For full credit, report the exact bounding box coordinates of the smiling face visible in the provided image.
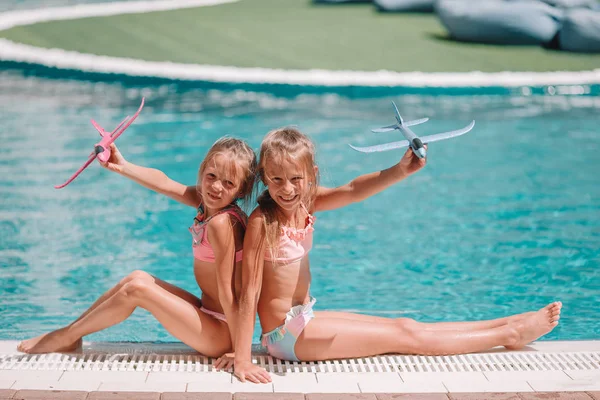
[198,152,244,212]
[263,155,311,215]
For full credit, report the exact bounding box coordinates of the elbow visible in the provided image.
[346,182,360,204]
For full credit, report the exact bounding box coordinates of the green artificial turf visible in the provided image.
[1,0,599,72]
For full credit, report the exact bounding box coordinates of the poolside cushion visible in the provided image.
[531,0,599,8]
[436,0,563,45]
[559,8,600,52]
[313,0,371,3]
[374,0,434,12]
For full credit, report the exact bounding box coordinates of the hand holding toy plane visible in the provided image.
[349,101,474,158]
[55,98,145,189]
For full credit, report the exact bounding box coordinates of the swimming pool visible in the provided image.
[0,69,598,344]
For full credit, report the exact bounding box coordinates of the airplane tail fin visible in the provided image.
[403,117,429,127]
[371,124,399,133]
[392,101,404,126]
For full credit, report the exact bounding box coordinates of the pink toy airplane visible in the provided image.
[55,98,145,189]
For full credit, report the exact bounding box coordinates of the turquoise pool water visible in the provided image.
[0,70,599,344]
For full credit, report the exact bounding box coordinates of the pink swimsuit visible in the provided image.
[261,208,317,361]
[189,203,246,263]
[264,211,315,263]
[189,203,247,323]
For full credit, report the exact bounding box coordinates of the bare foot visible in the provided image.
[506,302,562,350]
[506,311,536,324]
[17,328,82,354]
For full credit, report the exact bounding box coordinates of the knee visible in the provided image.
[119,278,153,303]
[120,270,153,286]
[395,318,423,342]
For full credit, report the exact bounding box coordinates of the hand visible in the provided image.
[234,360,271,384]
[214,352,235,372]
[398,145,427,176]
[99,143,127,173]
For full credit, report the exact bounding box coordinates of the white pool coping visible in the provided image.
[1,0,600,88]
[1,340,599,393]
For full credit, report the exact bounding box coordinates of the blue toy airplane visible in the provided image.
[349,101,475,158]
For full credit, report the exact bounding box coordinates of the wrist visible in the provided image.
[392,163,409,179]
[119,161,132,176]
[234,359,251,367]
[234,353,251,364]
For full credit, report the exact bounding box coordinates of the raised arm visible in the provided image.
[314,146,426,212]
[206,215,240,351]
[233,211,271,383]
[101,143,200,208]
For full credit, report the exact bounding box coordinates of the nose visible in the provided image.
[211,180,223,191]
[417,147,427,159]
[282,180,294,193]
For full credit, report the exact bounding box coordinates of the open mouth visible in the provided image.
[279,194,298,203]
[207,192,221,201]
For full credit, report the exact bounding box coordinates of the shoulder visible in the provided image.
[248,207,266,223]
[245,208,266,235]
[315,185,333,200]
[206,213,234,237]
[316,185,330,194]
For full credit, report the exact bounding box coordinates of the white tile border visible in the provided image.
[1,340,600,393]
[0,380,15,389]
[0,0,599,87]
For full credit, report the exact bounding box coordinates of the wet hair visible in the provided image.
[197,137,257,211]
[256,127,319,263]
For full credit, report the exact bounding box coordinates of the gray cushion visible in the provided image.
[559,8,600,52]
[531,0,598,8]
[436,0,563,45]
[313,0,371,3]
[374,0,434,12]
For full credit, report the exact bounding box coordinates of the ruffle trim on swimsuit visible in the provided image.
[261,325,287,346]
[261,296,317,346]
[281,214,316,242]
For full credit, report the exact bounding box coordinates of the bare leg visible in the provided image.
[19,271,201,353]
[295,302,561,361]
[18,272,229,357]
[318,302,561,332]
[72,270,201,324]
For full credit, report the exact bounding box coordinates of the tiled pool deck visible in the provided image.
[0,341,599,399]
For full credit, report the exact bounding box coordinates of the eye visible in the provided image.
[206,173,216,179]
[224,180,234,188]
[292,176,303,182]
[272,177,282,183]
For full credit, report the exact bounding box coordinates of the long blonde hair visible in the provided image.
[257,127,319,261]
[197,137,257,211]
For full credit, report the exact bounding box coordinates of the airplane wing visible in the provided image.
[111,98,145,141]
[54,152,97,189]
[91,116,129,137]
[348,140,410,153]
[404,117,429,127]
[420,121,475,144]
[371,124,398,133]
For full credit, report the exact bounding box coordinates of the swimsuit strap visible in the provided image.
[195,203,246,227]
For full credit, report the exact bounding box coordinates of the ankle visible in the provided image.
[60,326,80,344]
[504,325,520,347]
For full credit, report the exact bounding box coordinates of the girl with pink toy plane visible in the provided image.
[18,137,257,357]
